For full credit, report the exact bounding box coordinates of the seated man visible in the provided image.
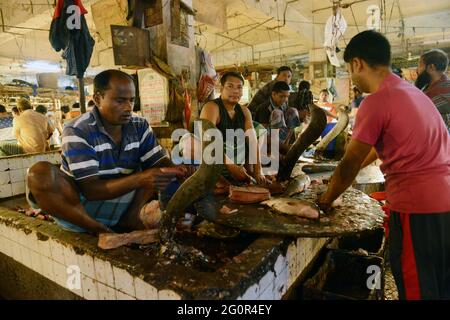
[5,99,54,155]
[200,71,268,185]
[316,89,338,123]
[26,70,190,234]
[254,81,300,154]
[248,66,293,115]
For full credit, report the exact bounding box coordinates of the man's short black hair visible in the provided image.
[277,66,292,75]
[72,102,80,109]
[220,71,244,86]
[298,80,310,91]
[0,104,6,113]
[94,69,134,95]
[344,30,391,67]
[320,88,329,94]
[35,105,47,114]
[87,100,95,107]
[11,107,18,114]
[421,49,449,72]
[272,81,291,93]
[353,86,361,94]
[60,105,70,114]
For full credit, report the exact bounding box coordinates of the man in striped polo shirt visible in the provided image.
[26,70,190,234]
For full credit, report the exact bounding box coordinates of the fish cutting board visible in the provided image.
[194,184,384,237]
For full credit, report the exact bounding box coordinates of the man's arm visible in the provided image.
[242,106,266,183]
[317,139,373,210]
[360,147,378,169]
[76,168,179,201]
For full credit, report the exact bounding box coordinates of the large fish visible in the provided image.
[315,106,349,156]
[277,105,327,181]
[261,198,320,219]
[283,173,311,197]
[159,119,223,243]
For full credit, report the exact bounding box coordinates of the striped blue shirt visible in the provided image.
[61,106,167,180]
[55,107,167,232]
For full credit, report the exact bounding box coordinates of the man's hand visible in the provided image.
[139,167,182,190]
[253,173,268,185]
[316,192,332,213]
[228,164,253,183]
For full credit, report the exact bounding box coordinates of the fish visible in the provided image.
[277,105,327,181]
[98,229,159,250]
[139,200,162,229]
[229,185,270,204]
[283,174,311,197]
[261,198,320,219]
[301,164,337,174]
[160,119,224,243]
[315,107,349,156]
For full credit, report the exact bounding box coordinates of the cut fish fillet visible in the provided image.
[229,185,270,204]
[98,229,159,250]
[139,200,162,229]
[261,198,320,219]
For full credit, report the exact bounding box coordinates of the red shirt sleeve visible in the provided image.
[352,96,385,146]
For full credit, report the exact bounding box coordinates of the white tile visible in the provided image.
[240,284,260,300]
[0,238,12,257]
[274,267,288,300]
[158,289,181,300]
[286,242,298,288]
[11,182,26,196]
[273,254,287,276]
[41,256,55,281]
[82,275,99,300]
[63,245,79,268]
[0,236,7,255]
[37,238,52,258]
[29,250,43,274]
[78,254,96,279]
[116,291,135,300]
[94,258,114,287]
[7,157,23,170]
[49,240,66,264]
[113,266,136,297]
[23,156,37,169]
[134,277,158,300]
[0,172,10,184]
[258,286,275,300]
[52,261,67,287]
[258,271,275,293]
[97,283,117,300]
[0,158,9,171]
[16,230,27,246]
[0,184,12,198]
[25,231,39,253]
[33,154,47,163]
[0,223,7,238]
[20,245,32,269]
[11,242,22,263]
[9,169,24,183]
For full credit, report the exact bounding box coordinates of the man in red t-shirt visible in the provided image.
[317,30,450,300]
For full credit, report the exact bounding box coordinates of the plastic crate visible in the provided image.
[303,250,384,300]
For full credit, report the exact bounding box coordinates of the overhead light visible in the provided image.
[24,60,61,72]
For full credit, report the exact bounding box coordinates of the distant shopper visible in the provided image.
[13,98,54,153]
[248,66,293,115]
[416,49,450,133]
